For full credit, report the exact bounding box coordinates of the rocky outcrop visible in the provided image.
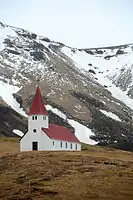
[0,105,27,137]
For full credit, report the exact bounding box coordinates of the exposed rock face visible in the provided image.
[116,49,125,55]
[88,69,96,74]
[0,105,27,137]
[12,94,23,108]
[1,22,133,150]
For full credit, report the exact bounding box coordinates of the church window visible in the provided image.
[33,129,37,133]
[65,143,67,148]
[53,141,54,146]
[70,143,72,149]
[75,144,77,150]
[35,116,37,120]
[43,116,46,120]
[60,141,62,148]
[32,116,34,120]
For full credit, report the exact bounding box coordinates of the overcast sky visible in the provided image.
[0,0,133,48]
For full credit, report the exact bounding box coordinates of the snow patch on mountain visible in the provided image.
[13,129,24,137]
[46,105,67,120]
[68,119,97,145]
[46,104,97,145]
[0,81,27,117]
[100,110,121,121]
[0,25,17,50]
[96,74,133,110]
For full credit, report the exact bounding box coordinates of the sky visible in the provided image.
[0,0,133,48]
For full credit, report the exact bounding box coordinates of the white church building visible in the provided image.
[20,87,81,151]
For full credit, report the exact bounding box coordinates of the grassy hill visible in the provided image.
[0,138,133,200]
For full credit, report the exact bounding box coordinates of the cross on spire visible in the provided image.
[36,76,40,87]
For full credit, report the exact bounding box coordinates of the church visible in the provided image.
[20,87,81,151]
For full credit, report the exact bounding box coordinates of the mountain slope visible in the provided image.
[62,43,133,108]
[1,21,133,150]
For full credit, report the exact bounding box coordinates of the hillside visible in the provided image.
[1,138,133,200]
[1,21,133,150]
[0,103,27,137]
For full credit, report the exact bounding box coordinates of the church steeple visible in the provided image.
[28,87,48,116]
[28,87,49,131]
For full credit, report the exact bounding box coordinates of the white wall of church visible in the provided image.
[20,129,52,151]
[51,140,81,151]
[28,115,48,130]
[20,129,81,151]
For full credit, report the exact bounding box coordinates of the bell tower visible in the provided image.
[28,86,49,134]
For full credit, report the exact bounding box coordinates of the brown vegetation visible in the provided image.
[0,137,19,156]
[0,139,133,199]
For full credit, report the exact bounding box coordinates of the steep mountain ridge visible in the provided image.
[1,21,133,150]
[64,42,133,99]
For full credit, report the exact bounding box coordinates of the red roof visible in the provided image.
[42,124,80,143]
[29,87,48,115]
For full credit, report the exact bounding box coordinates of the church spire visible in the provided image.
[28,87,48,115]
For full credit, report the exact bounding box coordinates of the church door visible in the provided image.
[32,142,38,150]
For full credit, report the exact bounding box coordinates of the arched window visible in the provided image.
[32,116,34,120]
[53,141,54,146]
[75,144,77,150]
[70,143,72,149]
[65,143,67,148]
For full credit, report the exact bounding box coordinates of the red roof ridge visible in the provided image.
[29,87,48,115]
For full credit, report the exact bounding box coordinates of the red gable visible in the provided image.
[29,87,48,115]
[42,124,80,143]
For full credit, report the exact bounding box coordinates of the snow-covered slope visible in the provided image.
[1,21,133,150]
[0,81,27,116]
[46,104,97,144]
[62,45,133,109]
[13,129,24,137]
